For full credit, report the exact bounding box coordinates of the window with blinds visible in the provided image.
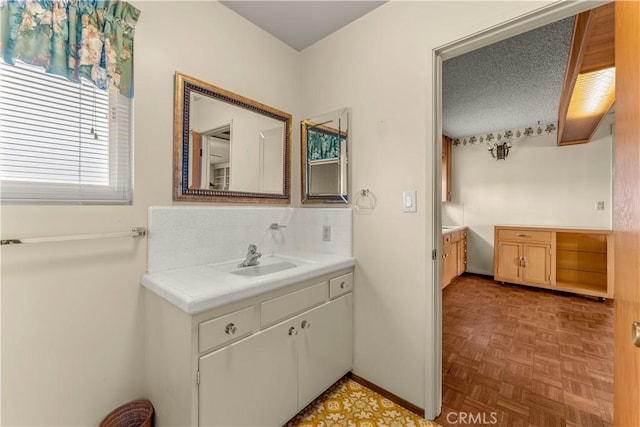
[0,61,133,204]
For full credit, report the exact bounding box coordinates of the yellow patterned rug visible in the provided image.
[286,378,441,427]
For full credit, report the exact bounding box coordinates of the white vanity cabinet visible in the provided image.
[297,292,353,408]
[199,314,298,426]
[145,269,354,427]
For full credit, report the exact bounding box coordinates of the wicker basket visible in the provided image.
[99,400,154,427]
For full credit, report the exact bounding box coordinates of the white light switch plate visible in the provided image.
[402,190,417,213]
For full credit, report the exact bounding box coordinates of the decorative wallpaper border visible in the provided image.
[452,122,557,147]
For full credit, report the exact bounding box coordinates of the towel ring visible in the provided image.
[354,189,376,212]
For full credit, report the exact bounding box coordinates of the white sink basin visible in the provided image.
[211,254,313,278]
[232,261,297,277]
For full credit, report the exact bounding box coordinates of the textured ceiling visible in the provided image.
[443,17,575,139]
[220,1,387,51]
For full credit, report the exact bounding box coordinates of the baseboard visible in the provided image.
[348,372,425,417]
[460,271,494,281]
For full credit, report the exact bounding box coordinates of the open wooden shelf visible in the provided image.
[556,232,607,252]
[556,249,607,274]
[555,230,611,298]
[555,280,608,298]
[557,267,607,287]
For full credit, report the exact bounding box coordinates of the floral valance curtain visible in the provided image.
[0,0,140,98]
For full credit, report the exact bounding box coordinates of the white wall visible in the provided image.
[0,2,299,425]
[299,0,556,412]
[443,115,613,275]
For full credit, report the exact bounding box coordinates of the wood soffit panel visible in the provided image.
[557,3,615,146]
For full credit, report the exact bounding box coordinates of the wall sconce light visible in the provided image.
[488,141,512,160]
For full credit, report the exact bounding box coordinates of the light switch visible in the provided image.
[402,190,417,213]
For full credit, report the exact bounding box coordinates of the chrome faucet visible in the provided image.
[238,244,262,267]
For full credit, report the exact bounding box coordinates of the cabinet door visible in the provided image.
[199,319,298,426]
[297,294,353,409]
[522,243,551,286]
[457,238,467,276]
[441,243,448,289]
[442,242,457,288]
[495,241,522,283]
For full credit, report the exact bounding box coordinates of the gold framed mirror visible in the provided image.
[173,72,292,203]
[301,107,349,204]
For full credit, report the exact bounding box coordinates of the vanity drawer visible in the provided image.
[497,229,551,243]
[199,306,256,353]
[329,272,353,299]
[261,281,327,328]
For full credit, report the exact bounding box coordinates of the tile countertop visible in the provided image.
[141,251,356,315]
[442,225,467,235]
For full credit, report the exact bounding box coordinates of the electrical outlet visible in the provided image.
[322,225,331,242]
[595,201,605,210]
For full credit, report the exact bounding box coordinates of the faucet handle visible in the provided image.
[238,244,261,268]
[248,244,261,258]
[270,223,287,230]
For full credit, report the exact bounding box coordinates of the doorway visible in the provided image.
[428,0,615,421]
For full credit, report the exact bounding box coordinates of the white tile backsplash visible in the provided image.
[148,207,352,273]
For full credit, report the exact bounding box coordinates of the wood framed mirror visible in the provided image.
[173,72,292,203]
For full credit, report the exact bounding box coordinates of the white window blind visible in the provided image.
[0,61,133,204]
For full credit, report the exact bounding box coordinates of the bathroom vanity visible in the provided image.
[143,253,354,427]
[163,71,354,424]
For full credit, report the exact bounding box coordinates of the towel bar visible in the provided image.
[1,227,147,245]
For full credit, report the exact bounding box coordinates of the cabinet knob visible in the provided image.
[225,323,237,335]
[340,282,345,289]
[288,326,298,336]
[301,320,311,329]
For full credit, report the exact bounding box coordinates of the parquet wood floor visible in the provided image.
[435,274,613,427]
